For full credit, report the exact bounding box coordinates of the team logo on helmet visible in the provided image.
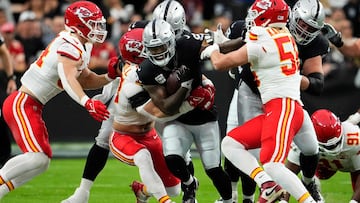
[256,0,272,10]
[125,40,143,55]
[74,7,92,18]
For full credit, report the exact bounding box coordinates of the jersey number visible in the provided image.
[274,36,299,76]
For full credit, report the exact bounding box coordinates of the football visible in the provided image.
[166,71,181,95]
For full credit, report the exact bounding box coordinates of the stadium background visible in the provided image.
[5,0,360,158]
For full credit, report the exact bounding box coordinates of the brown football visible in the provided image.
[166,71,180,95]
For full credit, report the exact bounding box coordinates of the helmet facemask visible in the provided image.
[143,20,176,67]
[318,132,343,156]
[289,0,325,45]
[79,16,107,43]
[146,40,175,67]
[311,109,343,156]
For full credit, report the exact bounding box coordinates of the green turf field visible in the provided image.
[0,158,351,203]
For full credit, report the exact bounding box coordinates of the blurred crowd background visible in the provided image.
[1,0,360,142]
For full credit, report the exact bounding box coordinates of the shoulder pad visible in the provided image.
[57,42,82,60]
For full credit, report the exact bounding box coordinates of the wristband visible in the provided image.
[202,78,214,86]
[349,200,358,203]
[104,74,113,82]
[7,74,16,81]
[181,79,193,89]
[80,95,90,107]
[179,101,194,113]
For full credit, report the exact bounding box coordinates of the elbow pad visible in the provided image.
[305,72,324,96]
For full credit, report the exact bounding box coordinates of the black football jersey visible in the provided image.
[137,30,217,125]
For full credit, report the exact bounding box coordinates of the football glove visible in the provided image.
[187,85,215,110]
[106,56,123,81]
[321,23,344,48]
[204,23,230,45]
[84,99,110,122]
[200,43,220,60]
[175,65,194,89]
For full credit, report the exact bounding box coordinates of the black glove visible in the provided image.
[175,65,193,89]
[321,23,344,48]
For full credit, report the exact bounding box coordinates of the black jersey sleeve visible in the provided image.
[136,59,167,86]
[128,20,150,30]
[298,35,329,61]
[128,90,151,109]
[226,20,247,40]
[176,31,203,87]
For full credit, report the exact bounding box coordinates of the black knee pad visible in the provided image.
[300,152,319,178]
[224,158,241,182]
[165,154,190,181]
[239,170,257,195]
[206,167,232,200]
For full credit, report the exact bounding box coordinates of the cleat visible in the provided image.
[61,187,89,203]
[181,177,199,203]
[242,200,253,203]
[130,180,151,203]
[303,180,324,203]
[214,191,239,203]
[258,181,285,203]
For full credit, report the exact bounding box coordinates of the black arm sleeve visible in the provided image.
[305,72,324,96]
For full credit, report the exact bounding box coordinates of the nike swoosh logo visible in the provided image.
[265,187,276,196]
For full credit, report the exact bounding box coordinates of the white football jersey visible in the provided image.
[21,31,92,104]
[318,121,360,172]
[246,26,301,104]
[113,63,153,125]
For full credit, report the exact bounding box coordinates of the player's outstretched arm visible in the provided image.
[57,56,110,122]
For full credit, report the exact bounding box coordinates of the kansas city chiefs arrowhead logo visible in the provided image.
[75,7,92,18]
[126,40,143,54]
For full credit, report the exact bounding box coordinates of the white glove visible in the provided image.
[200,43,219,60]
[345,112,360,125]
[204,23,230,45]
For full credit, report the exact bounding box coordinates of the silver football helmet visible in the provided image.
[289,0,325,45]
[143,19,176,67]
[152,0,186,39]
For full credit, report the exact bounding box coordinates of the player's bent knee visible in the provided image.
[166,183,181,197]
[28,152,50,172]
[133,148,152,167]
[221,136,244,157]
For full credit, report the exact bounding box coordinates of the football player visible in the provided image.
[201,0,319,201]
[285,109,360,203]
[0,1,114,199]
[211,0,329,202]
[149,1,233,203]
[137,18,232,203]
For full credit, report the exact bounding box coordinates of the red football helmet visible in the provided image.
[119,28,147,64]
[311,109,343,155]
[245,0,289,30]
[64,1,107,43]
